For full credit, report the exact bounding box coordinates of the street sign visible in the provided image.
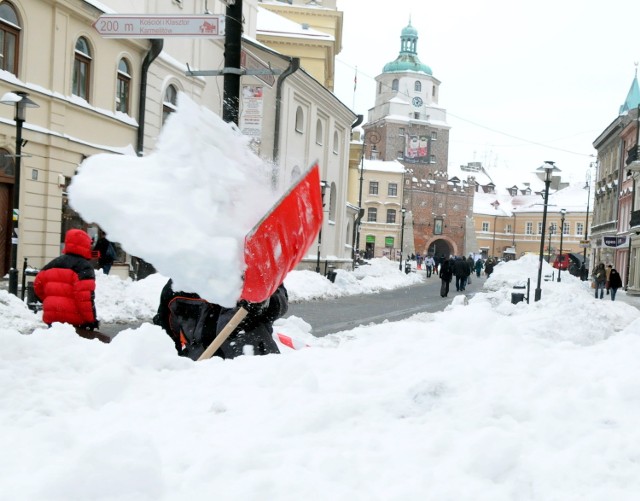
[579,239,590,248]
[93,14,225,38]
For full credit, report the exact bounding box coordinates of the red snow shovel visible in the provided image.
[197,162,323,361]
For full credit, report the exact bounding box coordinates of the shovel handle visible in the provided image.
[197,306,248,361]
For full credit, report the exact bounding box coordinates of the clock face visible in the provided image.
[412,96,423,107]
[368,131,380,144]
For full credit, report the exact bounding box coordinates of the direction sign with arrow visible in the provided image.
[93,14,225,38]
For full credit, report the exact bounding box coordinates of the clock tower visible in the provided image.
[361,21,475,258]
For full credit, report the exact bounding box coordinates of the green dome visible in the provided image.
[382,21,432,76]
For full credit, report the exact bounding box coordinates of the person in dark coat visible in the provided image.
[439,257,453,297]
[153,279,288,361]
[608,268,623,301]
[453,256,469,292]
[93,230,115,275]
[34,229,99,330]
[484,258,495,277]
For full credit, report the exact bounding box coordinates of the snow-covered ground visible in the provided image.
[2,255,640,500]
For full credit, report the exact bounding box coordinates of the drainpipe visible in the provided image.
[272,57,300,166]
[137,39,164,156]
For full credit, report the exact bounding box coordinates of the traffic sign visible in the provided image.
[93,14,225,38]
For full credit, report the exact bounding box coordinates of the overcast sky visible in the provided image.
[333,0,640,183]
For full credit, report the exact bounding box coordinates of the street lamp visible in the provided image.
[557,209,567,282]
[399,207,406,271]
[547,223,555,263]
[535,161,560,302]
[582,166,592,281]
[316,180,327,273]
[0,91,39,296]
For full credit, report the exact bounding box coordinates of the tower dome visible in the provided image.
[383,20,432,75]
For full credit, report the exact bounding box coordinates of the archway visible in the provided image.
[423,236,457,259]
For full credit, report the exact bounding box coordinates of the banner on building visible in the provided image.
[404,134,429,160]
[240,85,264,139]
[603,236,628,248]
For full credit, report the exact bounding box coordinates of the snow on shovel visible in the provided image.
[198,162,323,361]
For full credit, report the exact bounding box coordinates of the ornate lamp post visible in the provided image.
[582,166,592,280]
[547,223,555,262]
[535,161,560,302]
[399,207,406,271]
[0,91,40,296]
[557,209,567,282]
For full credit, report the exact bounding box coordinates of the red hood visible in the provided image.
[63,229,93,259]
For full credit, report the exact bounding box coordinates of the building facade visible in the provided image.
[0,0,355,283]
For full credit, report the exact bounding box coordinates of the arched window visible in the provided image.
[332,130,339,154]
[116,58,131,113]
[414,81,421,92]
[162,84,178,124]
[378,82,382,94]
[329,182,337,221]
[315,119,323,145]
[295,106,304,133]
[0,2,20,76]
[72,37,92,100]
[391,79,399,91]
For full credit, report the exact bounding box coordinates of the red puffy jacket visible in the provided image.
[34,229,97,327]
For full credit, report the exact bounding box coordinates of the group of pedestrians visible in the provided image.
[592,262,622,300]
[434,255,496,298]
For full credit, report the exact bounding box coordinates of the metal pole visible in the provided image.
[355,140,365,259]
[535,169,553,302]
[8,109,23,296]
[222,0,242,125]
[583,166,591,280]
[399,209,406,271]
[557,211,565,282]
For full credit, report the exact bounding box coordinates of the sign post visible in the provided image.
[92,14,225,38]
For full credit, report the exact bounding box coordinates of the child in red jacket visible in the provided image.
[34,229,99,330]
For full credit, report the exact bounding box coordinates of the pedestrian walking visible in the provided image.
[592,263,606,299]
[439,256,453,297]
[605,264,612,295]
[475,258,484,278]
[485,258,495,277]
[608,267,623,301]
[424,255,435,278]
[453,256,468,292]
[34,229,99,331]
[466,256,474,285]
[93,230,116,275]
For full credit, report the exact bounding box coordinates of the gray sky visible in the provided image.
[334,0,640,182]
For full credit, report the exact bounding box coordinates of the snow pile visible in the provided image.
[68,93,278,307]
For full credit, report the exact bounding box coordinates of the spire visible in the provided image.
[382,20,432,75]
[619,63,640,115]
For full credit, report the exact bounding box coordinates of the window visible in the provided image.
[388,183,397,196]
[399,127,405,136]
[329,183,337,221]
[116,58,131,113]
[0,147,14,178]
[386,209,396,224]
[431,131,437,140]
[333,131,339,154]
[315,119,323,145]
[162,84,178,124]
[537,222,543,235]
[429,154,436,164]
[482,222,489,232]
[432,86,436,97]
[414,112,420,119]
[397,151,403,160]
[526,222,533,235]
[414,81,421,92]
[378,82,382,94]
[72,37,92,100]
[562,222,570,235]
[295,106,304,133]
[369,181,378,195]
[391,78,399,91]
[506,224,512,234]
[0,2,20,76]
[367,208,377,222]
[576,222,584,236]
